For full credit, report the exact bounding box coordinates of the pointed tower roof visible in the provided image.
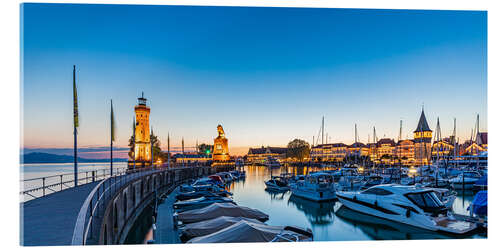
[414,109,432,132]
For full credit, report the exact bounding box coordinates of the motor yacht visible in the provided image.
[290,172,336,201]
[428,188,456,209]
[336,184,477,234]
[265,177,290,191]
[337,169,363,190]
[449,171,482,190]
[361,175,384,190]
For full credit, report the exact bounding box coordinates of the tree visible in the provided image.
[128,132,164,163]
[197,143,213,155]
[286,139,311,161]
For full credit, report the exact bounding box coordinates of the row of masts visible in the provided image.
[312,114,482,153]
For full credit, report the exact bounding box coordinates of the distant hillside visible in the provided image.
[21,152,128,164]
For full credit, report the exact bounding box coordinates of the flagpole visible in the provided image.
[73,65,78,187]
[110,99,114,176]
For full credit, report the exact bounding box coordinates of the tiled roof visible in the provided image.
[377,138,396,147]
[248,146,287,155]
[349,142,367,148]
[414,109,432,132]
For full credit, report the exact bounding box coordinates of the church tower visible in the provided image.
[413,108,432,166]
[134,92,151,165]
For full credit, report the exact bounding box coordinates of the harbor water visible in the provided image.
[130,165,486,243]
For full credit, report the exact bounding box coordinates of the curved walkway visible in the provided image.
[20,182,99,246]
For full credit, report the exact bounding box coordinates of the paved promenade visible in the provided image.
[20,182,99,246]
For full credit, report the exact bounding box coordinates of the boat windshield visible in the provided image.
[405,191,446,213]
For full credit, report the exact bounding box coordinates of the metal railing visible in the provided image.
[72,166,163,245]
[72,165,214,245]
[20,168,127,202]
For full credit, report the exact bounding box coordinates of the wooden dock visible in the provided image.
[154,187,181,244]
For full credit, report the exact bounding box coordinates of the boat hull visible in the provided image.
[336,194,438,232]
[291,187,336,201]
[336,193,477,235]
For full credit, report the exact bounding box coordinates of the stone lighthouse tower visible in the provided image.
[413,108,433,166]
[134,92,151,166]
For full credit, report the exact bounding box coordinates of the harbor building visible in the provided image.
[367,143,378,162]
[213,124,230,162]
[431,140,454,158]
[414,109,433,166]
[377,138,396,164]
[131,93,151,167]
[311,143,348,162]
[175,153,212,164]
[395,139,415,166]
[247,146,287,164]
[463,132,488,155]
[347,142,370,157]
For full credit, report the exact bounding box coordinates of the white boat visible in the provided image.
[290,173,336,201]
[336,184,477,234]
[337,169,363,190]
[265,177,290,191]
[449,171,482,190]
[429,188,456,209]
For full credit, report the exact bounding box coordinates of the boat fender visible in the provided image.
[353,196,357,201]
[374,200,378,207]
[406,208,411,218]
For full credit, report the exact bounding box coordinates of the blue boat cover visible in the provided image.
[475,175,487,186]
[471,190,487,216]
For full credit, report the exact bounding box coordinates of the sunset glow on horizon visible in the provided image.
[21,4,487,155]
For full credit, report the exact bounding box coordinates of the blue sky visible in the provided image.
[21,4,487,155]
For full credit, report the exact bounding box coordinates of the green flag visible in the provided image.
[73,65,79,128]
[111,99,115,142]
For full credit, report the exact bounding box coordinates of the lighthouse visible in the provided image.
[134,92,151,166]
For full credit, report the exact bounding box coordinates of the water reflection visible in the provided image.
[287,195,336,226]
[335,206,452,240]
[135,165,484,243]
[264,189,288,201]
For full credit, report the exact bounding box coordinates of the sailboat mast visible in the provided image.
[322,116,325,145]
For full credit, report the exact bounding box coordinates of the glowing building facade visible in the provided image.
[413,109,433,166]
[213,124,230,162]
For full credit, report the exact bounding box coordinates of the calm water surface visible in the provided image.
[150,165,486,242]
[20,162,127,201]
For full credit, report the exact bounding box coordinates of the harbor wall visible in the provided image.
[95,166,234,245]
